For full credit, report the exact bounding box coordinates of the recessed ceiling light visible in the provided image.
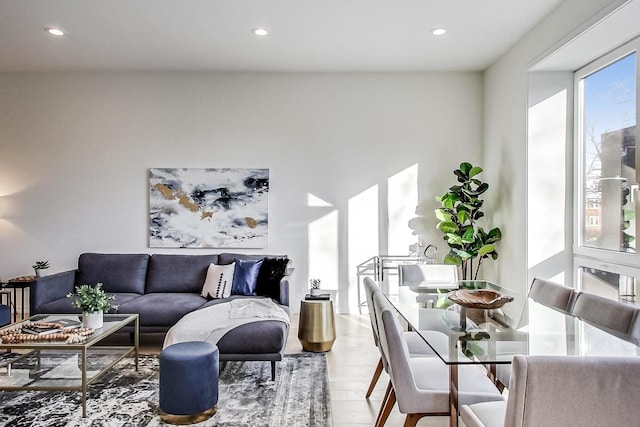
[45,27,66,37]
[251,28,269,37]
[430,28,446,36]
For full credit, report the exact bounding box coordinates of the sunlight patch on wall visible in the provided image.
[388,164,418,255]
[308,210,339,292]
[347,185,379,311]
[307,193,333,207]
[528,89,567,269]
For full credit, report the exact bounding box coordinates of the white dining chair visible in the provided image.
[398,263,458,287]
[362,277,442,398]
[528,277,578,314]
[373,291,503,427]
[493,276,576,391]
[461,354,640,427]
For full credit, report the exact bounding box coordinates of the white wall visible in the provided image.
[483,0,626,293]
[0,72,482,313]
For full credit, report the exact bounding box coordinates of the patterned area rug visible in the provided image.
[0,352,332,427]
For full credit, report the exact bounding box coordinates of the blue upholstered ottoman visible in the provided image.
[159,341,219,425]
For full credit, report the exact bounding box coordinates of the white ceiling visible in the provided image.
[0,0,564,73]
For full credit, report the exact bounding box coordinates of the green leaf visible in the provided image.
[469,166,483,178]
[485,227,502,243]
[457,210,469,224]
[461,227,475,242]
[624,209,635,221]
[446,233,463,245]
[459,162,472,176]
[437,221,458,234]
[435,296,452,308]
[453,248,473,261]
[435,209,450,222]
[478,244,495,256]
[475,182,489,195]
[443,254,461,266]
[440,193,457,209]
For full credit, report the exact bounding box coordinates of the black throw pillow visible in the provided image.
[256,257,291,300]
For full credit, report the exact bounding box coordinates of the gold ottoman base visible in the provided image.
[299,339,334,352]
[160,405,217,425]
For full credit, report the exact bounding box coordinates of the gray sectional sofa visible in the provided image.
[30,252,291,379]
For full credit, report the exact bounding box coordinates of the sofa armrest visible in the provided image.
[279,278,290,307]
[30,270,77,314]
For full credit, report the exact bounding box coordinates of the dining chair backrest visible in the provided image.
[398,264,458,286]
[504,355,640,426]
[372,292,416,395]
[363,277,381,346]
[528,277,578,314]
[571,291,639,337]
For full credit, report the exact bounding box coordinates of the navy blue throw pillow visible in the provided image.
[231,258,264,296]
[256,257,290,300]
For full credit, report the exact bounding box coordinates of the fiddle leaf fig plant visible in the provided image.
[435,162,502,280]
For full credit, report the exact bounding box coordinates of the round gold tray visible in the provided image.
[447,289,514,309]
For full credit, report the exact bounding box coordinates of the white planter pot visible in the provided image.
[310,288,322,296]
[83,311,103,329]
[35,269,47,278]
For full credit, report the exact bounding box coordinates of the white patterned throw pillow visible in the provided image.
[202,262,236,299]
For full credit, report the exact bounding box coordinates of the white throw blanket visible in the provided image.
[163,297,290,349]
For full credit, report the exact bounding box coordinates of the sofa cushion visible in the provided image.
[77,253,149,294]
[36,292,141,315]
[231,258,264,296]
[216,320,288,354]
[202,263,235,299]
[117,293,208,327]
[146,254,219,293]
[256,257,291,300]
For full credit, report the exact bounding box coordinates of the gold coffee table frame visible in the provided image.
[298,299,336,352]
[0,313,139,417]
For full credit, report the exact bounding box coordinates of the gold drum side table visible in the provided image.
[298,299,336,352]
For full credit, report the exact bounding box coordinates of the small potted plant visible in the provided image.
[309,278,322,296]
[32,260,50,278]
[66,283,117,329]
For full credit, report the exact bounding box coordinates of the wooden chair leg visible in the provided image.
[403,414,425,427]
[375,381,393,427]
[376,385,396,427]
[366,358,384,398]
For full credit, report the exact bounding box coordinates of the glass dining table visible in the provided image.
[378,279,640,427]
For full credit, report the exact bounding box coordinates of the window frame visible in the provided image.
[573,36,640,286]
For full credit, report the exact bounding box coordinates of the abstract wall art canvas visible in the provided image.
[149,168,269,248]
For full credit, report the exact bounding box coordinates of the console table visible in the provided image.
[1,280,33,322]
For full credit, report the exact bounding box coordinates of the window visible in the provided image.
[587,216,600,226]
[577,50,636,253]
[575,37,640,303]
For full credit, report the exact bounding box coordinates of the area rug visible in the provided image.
[0,352,332,427]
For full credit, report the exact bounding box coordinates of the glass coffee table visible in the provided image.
[0,313,139,417]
